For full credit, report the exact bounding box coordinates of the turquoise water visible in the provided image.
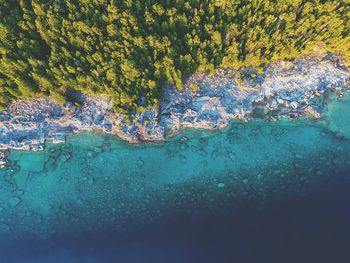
[1,92,350,262]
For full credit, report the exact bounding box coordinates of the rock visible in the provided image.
[304,106,320,118]
[336,146,344,152]
[211,149,220,160]
[217,182,225,188]
[87,151,96,158]
[273,169,281,176]
[136,158,144,167]
[295,163,302,168]
[252,105,269,117]
[226,151,237,162]
[0,151,8,168]
[180,136,188,142]
[49,148,56,153]
[102,142,111,152]
[290,101,298,109]
[0,160,6,169]
[63,152,71,161]
[332,159,340,165]
[179,154,187,162]
[197,149,207,156]
[87,177,94,185]
[94,146,102,153]
[8,197,21,207]
[295,154,303,159]
[316,170,323,176]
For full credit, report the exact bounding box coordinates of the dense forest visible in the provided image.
[0,0,349,112]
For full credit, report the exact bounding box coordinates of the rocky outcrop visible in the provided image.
[0,151,8,168]
[0,55,349,152]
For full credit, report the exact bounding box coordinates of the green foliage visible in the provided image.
[191,83,200,93]
[0,0,349,112]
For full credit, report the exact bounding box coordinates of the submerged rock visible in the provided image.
[102,142,111,152]
[136,158,144,167]
[8,197,21,207]
[226,150,237,162]
[217,183,225,188]
[87,151,97,158]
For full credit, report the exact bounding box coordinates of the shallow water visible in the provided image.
[0,93,350,262]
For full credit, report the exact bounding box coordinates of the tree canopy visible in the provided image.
[0,0,349,111]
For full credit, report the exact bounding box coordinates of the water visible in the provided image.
[0,93,350,262]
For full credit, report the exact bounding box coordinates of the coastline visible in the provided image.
[2,97,350,243]
[0,55,349,157]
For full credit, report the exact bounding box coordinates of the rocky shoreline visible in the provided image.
[0,55,349,165]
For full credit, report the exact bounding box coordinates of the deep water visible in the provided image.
[1,92,350,263]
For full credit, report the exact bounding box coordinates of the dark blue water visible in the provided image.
[0,93,350,262]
